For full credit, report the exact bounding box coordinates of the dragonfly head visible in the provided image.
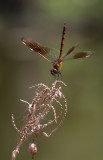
[50,68,58,75]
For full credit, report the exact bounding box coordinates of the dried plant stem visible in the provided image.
[12,80,67,160]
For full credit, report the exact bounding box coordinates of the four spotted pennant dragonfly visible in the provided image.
[21,24,94,79]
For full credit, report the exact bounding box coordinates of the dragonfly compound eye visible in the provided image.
[50,68,58,75]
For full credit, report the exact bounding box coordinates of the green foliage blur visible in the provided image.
[0,0,102,160]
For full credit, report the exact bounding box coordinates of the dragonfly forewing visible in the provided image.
[21,37,60,62]
[62,49,94,61]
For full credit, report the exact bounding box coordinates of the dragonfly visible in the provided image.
[21,24,94,79]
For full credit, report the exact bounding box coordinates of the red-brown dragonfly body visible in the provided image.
[21,24,94,79]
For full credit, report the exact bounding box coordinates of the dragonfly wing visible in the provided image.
[62,43,79,59]
[45,48,60,62]
[21,37,60,62]
[73,51,94,59]
[63,50,94,60]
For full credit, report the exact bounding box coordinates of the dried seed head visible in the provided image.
[29,143,37,157]
[12,80,67,160]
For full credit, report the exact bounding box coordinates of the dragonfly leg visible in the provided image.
[53,74,57,81]
[54,73,59,80]
[58,71,63,81]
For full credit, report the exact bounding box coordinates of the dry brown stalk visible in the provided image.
[12,80,67,160]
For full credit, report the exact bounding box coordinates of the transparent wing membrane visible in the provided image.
[21,37,94,64]
[21,37,60,62]
[62,43,79,59]
[62,43,94,61]
[73,51,94,59]
[63,50,94,60]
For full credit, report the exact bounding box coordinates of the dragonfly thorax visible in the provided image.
[53,60,62,70]
[50,60,62,75]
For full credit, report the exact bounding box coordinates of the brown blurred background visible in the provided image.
[0,0,103,160]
